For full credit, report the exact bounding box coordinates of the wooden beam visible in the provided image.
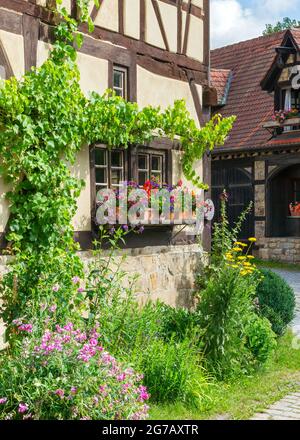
[79,23,208,74]
[177,0,182,54]
[0,7,23,35]
[182,0,191,55]
[90,0,103,21]
[203,0,210,67]
[140,0,146,42]
[0,0,55,24]
[23,14,39,72]
[118,0,124,35]
[151,0,170,52]
[187,70,204,126]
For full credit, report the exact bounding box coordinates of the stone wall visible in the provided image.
[254,238,300,263]
[0,245,206,348]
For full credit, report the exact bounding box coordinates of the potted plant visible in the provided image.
[289,201,300,216]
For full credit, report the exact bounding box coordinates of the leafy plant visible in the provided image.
[256,269,295,336]
[245,315,277,364]
[0,320,149,420]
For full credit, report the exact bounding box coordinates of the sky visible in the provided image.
[211,0,300,48]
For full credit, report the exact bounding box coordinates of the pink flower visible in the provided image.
[77,287,84,293]
[52,284,60,292]
[0,398,7,404]
[18,324,33,333]
[70,387,77,394]
[178,179,183,187]
[72,276,80,284]
[18,403,28,414]
[54,389,64,398]
[49,304,57,313]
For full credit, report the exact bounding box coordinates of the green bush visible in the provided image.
[256,269,295,335]
[136,336,209,406]
[245,315,277,363]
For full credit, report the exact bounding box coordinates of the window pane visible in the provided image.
[111,151,122,167]
[138,154,147,170]
[95,148,107,166]
[138,171,148,185]
[111,168,123,185]
[114,88,123,97]
[113,70,123,89]
[96,168,107,184]
[151,155,162,171]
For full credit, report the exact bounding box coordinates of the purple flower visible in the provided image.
[72,276,80,284]
[49,304,57,313]
[122,224,129,231]
[0,398,7,404]
[18,403,28,414]
[77,287,84,293]
[52,284,60,292]
[70,387,77,395]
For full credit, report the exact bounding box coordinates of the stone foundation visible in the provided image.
[0,245,206,348]
[254,237,300,263]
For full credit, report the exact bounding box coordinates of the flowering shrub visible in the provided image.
[0,321,149,420]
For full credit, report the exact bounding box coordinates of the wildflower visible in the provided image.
[49,304,57,313]
[77,287,84,293]
[18,323,33,333]
[248,237,257,242]
[70,387,77,394]
[0,398,7,404]
[52,284,60,292]
[232,247,242,252]
[237,256,246,260]
[54,389,64,398]
[18,403,28,414]
[240,270,248,276]
[72,276,80,284]
[247,255,255,259]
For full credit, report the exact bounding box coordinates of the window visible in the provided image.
[293,179,300,202]
[137,152,165,185]
[94,146,125,192]
[113,66,128,99]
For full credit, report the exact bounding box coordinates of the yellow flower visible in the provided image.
[241,243,248,247]
[231,264,239,268]
[240,270,248,276]
[232,247,242,252]
[237,256,246,260]
[247,255,255,259]
[243,262,251,267]
[248,237,257,242]
[234,241,244,246]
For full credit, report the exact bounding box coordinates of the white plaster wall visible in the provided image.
[94,0,119,32]
[124,0,140,40]
[192,0,204,8]
[186,15,203,62]
[76,52,108,96]
[145,0,165,49]
[0,30,24,78]
[69,145,92,232]
[0,178,10,233]
[137,66,201,127]
[158,1,177,53]
[36,41,51,67]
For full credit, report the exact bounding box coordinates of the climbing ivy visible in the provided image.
[0,1,235,332]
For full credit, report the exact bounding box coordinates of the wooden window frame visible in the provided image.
[112,65,128,100]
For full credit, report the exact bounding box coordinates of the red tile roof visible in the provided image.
[210,68,232,105]
[211,30,297,150]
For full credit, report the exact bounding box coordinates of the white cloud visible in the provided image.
[211,0,300,49]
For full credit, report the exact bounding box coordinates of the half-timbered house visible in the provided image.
[211,29,300,263]
[0,0,211,305]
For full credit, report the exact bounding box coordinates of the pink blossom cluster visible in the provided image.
[12,319,33,334]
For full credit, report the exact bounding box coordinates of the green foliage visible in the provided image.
[263,17,300,35]
[245,315,277,364]
[136,336,209,406]
[256,269,295,336]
